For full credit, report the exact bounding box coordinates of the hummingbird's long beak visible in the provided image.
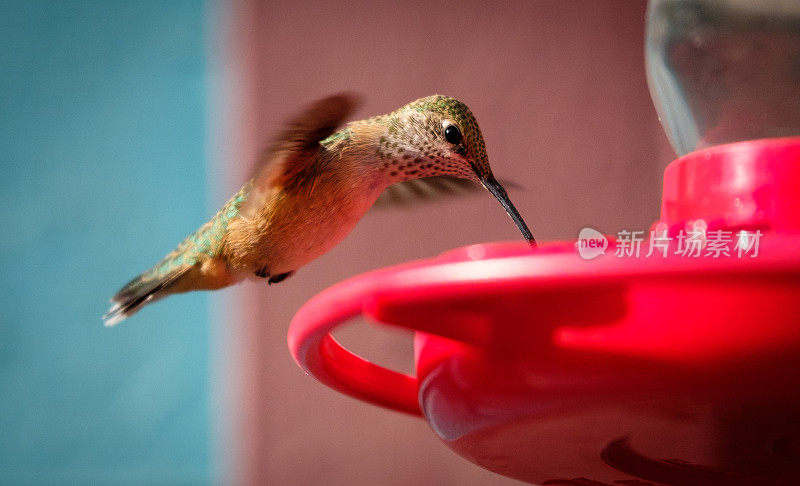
[481,177,537,247]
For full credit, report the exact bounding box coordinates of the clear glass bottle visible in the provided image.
[646,0,800,155]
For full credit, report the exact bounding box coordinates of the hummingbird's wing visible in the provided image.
[373,176,521,209]
[240,93,360,218]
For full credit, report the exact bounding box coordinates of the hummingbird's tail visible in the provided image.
[104,187,247,327]
[103,262,192,327]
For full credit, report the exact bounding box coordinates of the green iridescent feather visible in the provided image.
[111,184,250,302]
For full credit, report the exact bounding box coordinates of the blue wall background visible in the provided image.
[1,1,214,484]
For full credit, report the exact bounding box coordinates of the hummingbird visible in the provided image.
[104,94,535,326]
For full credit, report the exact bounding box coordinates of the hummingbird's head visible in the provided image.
[376,95,490,182]
[373,95,535,245]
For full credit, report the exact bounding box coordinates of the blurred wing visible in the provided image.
[240,93,360,218]
[373,176,521,209]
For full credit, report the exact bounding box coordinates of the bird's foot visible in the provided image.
[268,271,294,285]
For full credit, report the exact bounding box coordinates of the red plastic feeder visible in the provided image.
[289,137,800,485]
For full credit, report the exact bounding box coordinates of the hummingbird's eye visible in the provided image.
[443,124,463,145]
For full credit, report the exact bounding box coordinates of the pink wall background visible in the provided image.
[216,1,675,484]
